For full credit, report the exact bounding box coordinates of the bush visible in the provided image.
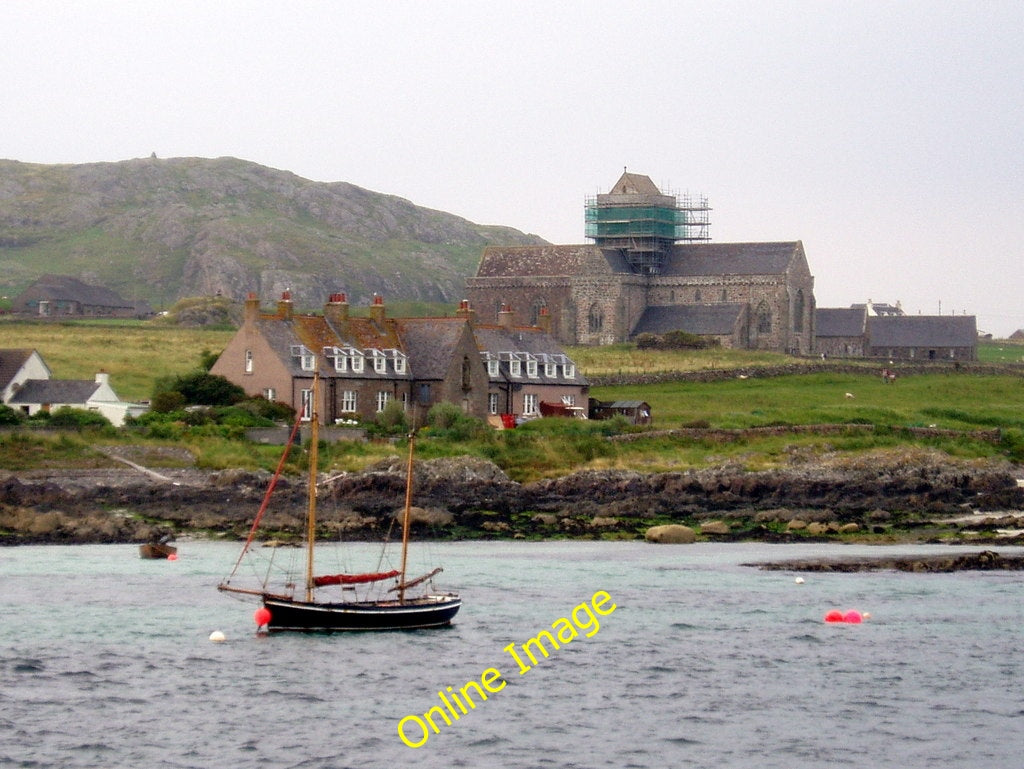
[151,390,187,413]
[44,406,113,429]
[153,371,245,407]
[0,404,25,425]
[374,399,408,435]
[425,402,490,442]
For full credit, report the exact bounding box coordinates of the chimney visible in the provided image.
[324,292,350,332]
[95,371,110,387]
[537,306,551,334]
[277,290,293,320]
[369,293,386,325]
[455,298,476,326]
[244,292,260,325]
[498,302,514,330]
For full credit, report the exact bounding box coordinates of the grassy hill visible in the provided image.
[0,156,545,311]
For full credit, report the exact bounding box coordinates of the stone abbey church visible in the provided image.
[466,171,815,354]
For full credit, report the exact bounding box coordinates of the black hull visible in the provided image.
[262,594,461,632]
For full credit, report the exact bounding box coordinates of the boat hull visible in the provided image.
[139,543,177,559]
[262,594,462,632]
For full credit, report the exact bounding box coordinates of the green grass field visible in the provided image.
[1,319,1022,479]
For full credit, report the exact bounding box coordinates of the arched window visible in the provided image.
[721,288,727,302]
[793,289,805,332]
[756,301,772,334]
[694,289,702,302]
[461,356,473,391]
[588,303,604,333]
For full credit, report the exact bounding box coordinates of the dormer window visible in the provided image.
[291,345,316,371]
[351,353,364,373]
[391,350,407,374]
[487,359,499,377]
[372,350,387,374]
[564,364,575,379]
[526,358,538,378]
[509,359,521,377]
[544,362,556,377]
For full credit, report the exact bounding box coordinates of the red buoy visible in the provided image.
[254,607,272,628]
[824,609,844,623]
[843,610,863,624]
[167,553,178,561]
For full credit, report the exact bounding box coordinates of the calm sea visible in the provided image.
[2,540,1023,768]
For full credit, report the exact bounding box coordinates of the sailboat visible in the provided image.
[218,373,461,632]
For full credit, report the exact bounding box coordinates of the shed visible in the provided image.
[588,399,651,425]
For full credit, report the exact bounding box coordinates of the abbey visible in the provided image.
[466,171,815,354]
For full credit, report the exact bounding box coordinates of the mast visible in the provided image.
[398,432,414,604]
[305,372,320,602]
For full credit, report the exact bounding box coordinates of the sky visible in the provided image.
[3,1,1023,336]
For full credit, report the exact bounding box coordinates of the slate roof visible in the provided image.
[632,304,745,336]
[0,349,35,391]
[474,325,587,386]
[608,172,662,196]
[816,308,867,337]
[867,316,977,347]
[474,241,802,279]
[17,274,134,309]
[474,245,629,278]
[661,242,801,277]
[393,318,468,380]
[8,379,101,405]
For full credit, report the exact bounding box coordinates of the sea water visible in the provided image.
[2,541,1023,768]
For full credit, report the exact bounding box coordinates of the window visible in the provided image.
[530,299,546,326]
[756,301,772,334]
[244,350,253,373]
[263,387,276,402]
[721,288,727,301]
[461,356,472,391]
[588,303,604,333]
[373,352,386,374]
[523,393,538,415]
[563,363,575,379]
[694,289,702,302]
[544,362,556,378]
[487,359,499,377]
[488,392,499,414]
[351,354,364,373]
[793,289,805,332]
[300,389,313,421]
[526,358,538,378]
[375,391,391,412]
[509,359,521,377]
[334,354,348,372]
[418,383,431,405]
[301,350,316,371]
[341,390,357,412]
[393,353,407,374]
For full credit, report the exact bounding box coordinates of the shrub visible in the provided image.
[0,404,25,425]
[151,391,187,413]
[45,406,113,429]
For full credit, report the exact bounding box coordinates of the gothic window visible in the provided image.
[670,290,675,302]
[721,288,727,301]
[793,289,805,332]
[756,301,772,334]
[588,303,604,333]
[461,356,472,391]
[694,289,702,302]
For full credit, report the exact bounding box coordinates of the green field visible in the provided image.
[1,319,1022,480]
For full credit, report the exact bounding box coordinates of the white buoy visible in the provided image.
[209,630,226,643]
[794,576,805,584]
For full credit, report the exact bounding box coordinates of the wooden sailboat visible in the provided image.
[218,373,461,632]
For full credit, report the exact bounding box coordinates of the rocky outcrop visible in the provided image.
[749,549,1024,572]
[644,524,696,544]
[1,451,1022,546]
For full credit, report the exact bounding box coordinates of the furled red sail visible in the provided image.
[313,570,400,587]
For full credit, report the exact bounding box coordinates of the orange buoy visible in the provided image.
[824,609,844,623]
[254,607,272,628]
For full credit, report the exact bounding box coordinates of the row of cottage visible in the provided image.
[1,291,982,430]
[208,293,589,426]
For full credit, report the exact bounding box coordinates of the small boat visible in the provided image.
[139,539,177,559]
[218,372,460,632]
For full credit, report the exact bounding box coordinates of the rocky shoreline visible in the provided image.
[2,448,1024,561]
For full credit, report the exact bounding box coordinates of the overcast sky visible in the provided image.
[4,1,1022,335]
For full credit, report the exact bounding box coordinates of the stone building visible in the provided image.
[465,171,815,354]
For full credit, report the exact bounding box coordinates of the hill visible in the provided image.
[0,156,546,310]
